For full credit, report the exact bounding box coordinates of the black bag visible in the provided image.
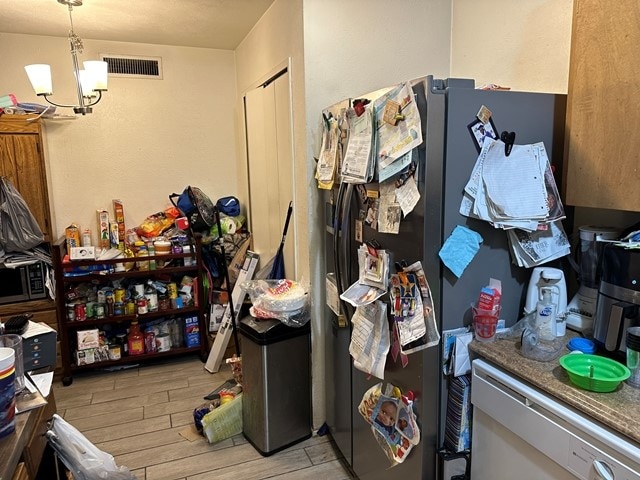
[169,186,216,232]
[0,176,44,252]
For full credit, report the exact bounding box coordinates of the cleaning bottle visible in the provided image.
[536,287,557,341]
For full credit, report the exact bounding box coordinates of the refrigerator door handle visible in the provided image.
[334,182,354,321]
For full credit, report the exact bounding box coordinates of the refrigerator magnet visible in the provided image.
[468,117,498,152]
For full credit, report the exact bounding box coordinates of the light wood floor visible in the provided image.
[52,355,353,480]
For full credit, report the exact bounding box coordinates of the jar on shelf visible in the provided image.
[158,294,170,312]
[128,321,144,356]
[136,242,150,271]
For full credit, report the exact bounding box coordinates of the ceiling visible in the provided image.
[0,0,275,50]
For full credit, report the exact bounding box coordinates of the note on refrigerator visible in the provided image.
[350,301,390,379]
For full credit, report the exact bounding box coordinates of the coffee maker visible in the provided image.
[593,242,640,355]
[566,226,620,333]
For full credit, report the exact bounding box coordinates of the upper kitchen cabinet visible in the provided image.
[0,114,53,241]
[562,0,640,212]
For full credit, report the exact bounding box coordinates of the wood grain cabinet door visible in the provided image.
[563,0,640,212]
[0,119,52,241]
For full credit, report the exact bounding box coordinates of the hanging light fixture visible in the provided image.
[24,0,108,115]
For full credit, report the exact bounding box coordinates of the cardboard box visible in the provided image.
[77,329,100,350]
[184,316,200,348]
[113,200,126,250]
[109,222,119,249]
[97,210,110,249]
[76,348,96,366]
[70,246,96,260]
[65,224,81,252]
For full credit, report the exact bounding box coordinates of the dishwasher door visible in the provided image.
[471,359,640,480]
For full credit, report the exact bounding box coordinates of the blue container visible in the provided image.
[0,369,16,438]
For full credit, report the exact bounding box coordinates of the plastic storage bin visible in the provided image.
[240,315,311,456]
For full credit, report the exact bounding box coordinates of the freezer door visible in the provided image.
[440,86,567,333]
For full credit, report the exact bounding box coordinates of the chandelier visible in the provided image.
[24,0,108,115]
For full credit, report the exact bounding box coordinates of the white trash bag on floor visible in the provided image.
[46,414,136,480]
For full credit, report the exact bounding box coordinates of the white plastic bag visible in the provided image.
[46,414,136,480]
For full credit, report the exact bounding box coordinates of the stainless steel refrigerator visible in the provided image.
[323,76,567,479]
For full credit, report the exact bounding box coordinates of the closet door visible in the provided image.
[245,70,296,278]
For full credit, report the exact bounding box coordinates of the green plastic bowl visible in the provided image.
[559,354,630,392]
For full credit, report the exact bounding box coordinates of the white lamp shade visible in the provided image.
[24,64,53,95]
[76,70,97,98]
[83,60,108,91]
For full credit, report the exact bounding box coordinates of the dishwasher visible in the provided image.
[471,359,640,479]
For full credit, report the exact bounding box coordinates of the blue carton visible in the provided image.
[184,316,200,348]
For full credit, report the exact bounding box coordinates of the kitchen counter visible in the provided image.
[469,331,640,445]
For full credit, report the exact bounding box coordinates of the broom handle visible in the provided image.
[281,202,293,245]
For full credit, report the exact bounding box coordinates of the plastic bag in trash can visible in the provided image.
[241,279,310,327]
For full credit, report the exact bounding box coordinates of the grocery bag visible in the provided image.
[201,393,243,444]
[0,176,44,252]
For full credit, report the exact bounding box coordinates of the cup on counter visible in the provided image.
[0,335,24,393]
[626,326,640,388]
[0,347,16,439]
[472,305,501,343]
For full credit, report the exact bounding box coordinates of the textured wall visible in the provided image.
[451,0,573,93]
[1,33,238,241]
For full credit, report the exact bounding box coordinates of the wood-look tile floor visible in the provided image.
[52,356,354,480]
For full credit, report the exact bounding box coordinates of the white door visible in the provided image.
[244,69,296,279]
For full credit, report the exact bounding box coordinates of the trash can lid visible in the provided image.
[239,315,310,345]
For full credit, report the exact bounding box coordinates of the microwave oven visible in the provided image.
[0,262,48,304]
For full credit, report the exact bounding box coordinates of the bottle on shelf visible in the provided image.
[128,321,145,355]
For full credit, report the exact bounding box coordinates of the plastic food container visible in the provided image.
[559,354,630,392]
[567,337,596,354]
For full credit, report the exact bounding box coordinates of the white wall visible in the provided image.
[451,0,574,93]
[302,0,452,429]
[1,33,238,241]
[1,0,580,432]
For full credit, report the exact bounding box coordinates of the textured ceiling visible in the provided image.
[0,0,275,50]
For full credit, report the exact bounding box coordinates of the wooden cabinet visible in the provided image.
[0,114,59,373]
[11,463,29,480]
[562,0,640,211]
[0,115,52,241]
[52,236,209,386]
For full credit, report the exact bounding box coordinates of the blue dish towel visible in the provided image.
[438,225,483,278]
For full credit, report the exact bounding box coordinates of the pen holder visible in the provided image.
[472,305,501,343]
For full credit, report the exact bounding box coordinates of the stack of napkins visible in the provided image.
[460,139,570,267]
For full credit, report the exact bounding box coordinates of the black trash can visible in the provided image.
[240,315,311,456]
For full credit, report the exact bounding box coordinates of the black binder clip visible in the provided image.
[501,131,516,156]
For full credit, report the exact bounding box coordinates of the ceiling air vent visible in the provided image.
[99,54,163,79]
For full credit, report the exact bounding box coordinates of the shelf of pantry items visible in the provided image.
[69,345,202,372]
[59,306,200,329]
[51,235,209,386]
[60,264,199,282]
